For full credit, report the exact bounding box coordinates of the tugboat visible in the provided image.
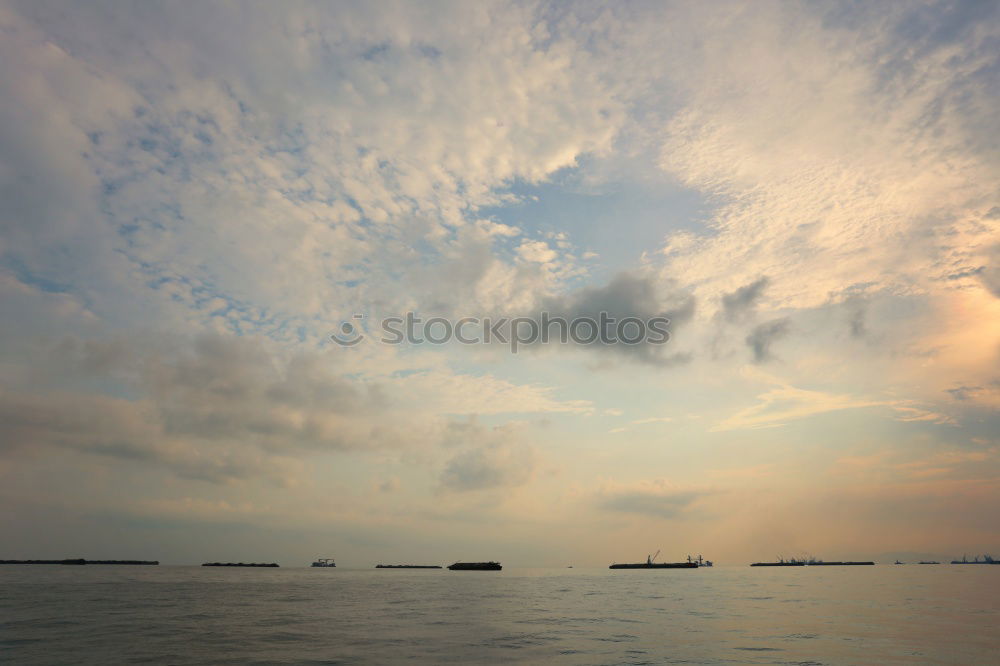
[311,558,336,567]
[609,550,698,569]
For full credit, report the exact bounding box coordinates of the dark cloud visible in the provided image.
[0,388,301,485]
[945,385,983,401]
[0,333,417,484]
[846,297,868,338]
[746,317,792,363]
[721,277,769,322]
[536,272,696,365]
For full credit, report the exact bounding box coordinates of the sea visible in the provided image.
[1,564,997,665]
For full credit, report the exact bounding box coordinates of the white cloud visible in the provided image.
[517,239,559,264]
[653,2,998,311]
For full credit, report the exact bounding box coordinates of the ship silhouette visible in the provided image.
[751,555,873,566]
[950,554,997,564]
[447,561,501,570]
[610,550,698,569]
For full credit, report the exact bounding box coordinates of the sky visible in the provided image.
[1,0,998,566]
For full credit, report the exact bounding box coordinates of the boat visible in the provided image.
[751,557,806,566]
[751,556,872,566]
[202,562,279,567]
[950,554,997,564]
[311,558,336,567]
[895,560,904,564]
[375,564,441,569]
[610,551,698,569]
[688,554,713,567]
[0,559,158,565]
[919,561,940,564]
[447,561,501,570]
[809,561,875,567]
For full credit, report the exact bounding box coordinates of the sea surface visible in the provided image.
[1,564,997,664]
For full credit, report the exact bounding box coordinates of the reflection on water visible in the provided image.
[1,565,997,664]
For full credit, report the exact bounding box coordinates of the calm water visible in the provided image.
[1,565,997,664]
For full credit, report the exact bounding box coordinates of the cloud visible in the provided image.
[846,297,869,338]
[597,480,709,519]
[721,277,769,322]
[0,388,305,486]
[713,383,881,432]
[713,374,957,431]
[0,332,385,483]
[535,271,696,365]
[745,317,791,363]
[942,381,1000,410]
[0,1,632,341]
[377,477,401,493]
[631,417,673,425]
[516,239,559,264]
[981,245,1000,298]
[609,416,673,433]
[0,328,584,483]
[889,405,955,426]
[655,1,998,313]
[438,424,536,492]
[946,385,984,401]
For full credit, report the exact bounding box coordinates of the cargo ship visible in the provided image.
[751,557,806,566]
[688,554,713,567]
[311,558,336,567]
[950,554,997,564]
[0,559,158,565]
[810,561,874,565]
[202,562,279,567]
[610,551,698,569]
[447,561,501,570]
[376,564,442,569]
[751,557,872,566]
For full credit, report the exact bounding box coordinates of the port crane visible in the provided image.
[646,550,660,565]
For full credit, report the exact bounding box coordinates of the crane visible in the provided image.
[647,550,660,565]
